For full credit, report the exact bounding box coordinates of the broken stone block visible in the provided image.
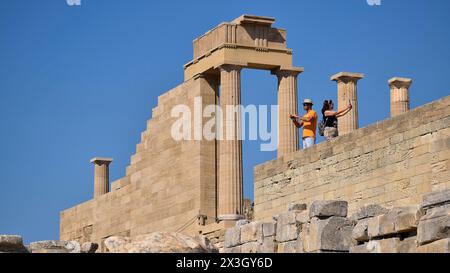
[262,222,276,238]
[368,206,422,238]
[0,235,28,253]
[309,200,348,218]
[81,242,98,253]
[397,237,417,253]
[351,204,388,221]
[350,243,369,253]
[257,237,277,253]
[352,218,370,242]
[421,188,450,209]
[394,206,424,233]
[224,226,241,248]
[65,241,81,253]
[367,238,400,253]
[29,240,70,253]
[417,238,450,253]
[241,242,259,253]
[288,203,307,212]
[240,222,263,244]
[417,205,450,245]
[277,240,298,253]
[304,216,353,253]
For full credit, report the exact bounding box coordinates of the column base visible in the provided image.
[217,214,245,222]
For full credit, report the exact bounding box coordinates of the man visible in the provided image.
[290,99,318,149]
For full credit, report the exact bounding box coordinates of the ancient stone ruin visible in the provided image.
[224,189,450,253]
[53,15,449,253]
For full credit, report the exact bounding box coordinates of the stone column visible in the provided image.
[218,64,244,226]
[90,157,113,198]
[389,77,412,117]
[273,68,304,158]
[331,72,364,135]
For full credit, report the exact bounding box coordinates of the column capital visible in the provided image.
[272,66,304,78]
[90,157,113,165]
[388,77,412,89]
[217,63,243,73]
[331,72,364,83]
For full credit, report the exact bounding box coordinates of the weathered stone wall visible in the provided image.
[224,189,450,253]
[254,96,450,222]
[60,76,219,249]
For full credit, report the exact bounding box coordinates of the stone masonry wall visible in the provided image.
[224,189,450,253]
[254,95,450,222]
[60,76,219,249]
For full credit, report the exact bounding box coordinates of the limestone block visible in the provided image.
[368,206,422,238]
[295,210,310,224]
[257,237,277,253]
[241,242,259,253]
[0,235,28,253]
[29,240,70,253]
[421,188,450,209]
[288,203,307,212]
[277,240,298,253]
[275,211,302,242]
[262,222,276,238]
[304,217,354,253]
[394,207,424,233]
[398,237,417,253]
[367,238,400,253]
[417,238,450,253]
[240,222,263,244]
[276,223,300,243]
[65,241,81,253]
[417,205,450,245]
[309,200,348,218]
[352,218,370,242]
[349,244,369,253]
[81,242,99,253]
[224,226,241,248]
[351,204,388,221]
[119,233,218,253]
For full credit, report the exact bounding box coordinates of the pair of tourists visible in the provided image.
[290,99,352,149]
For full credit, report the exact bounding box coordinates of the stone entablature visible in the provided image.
[184,15,298,80]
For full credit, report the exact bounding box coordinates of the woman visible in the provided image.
[321,100,353,140]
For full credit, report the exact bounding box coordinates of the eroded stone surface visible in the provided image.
[104,232,217,253]
[309,201,348,218]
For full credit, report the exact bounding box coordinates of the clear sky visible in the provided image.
[0,0,449,243]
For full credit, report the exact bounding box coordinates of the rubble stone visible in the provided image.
[309,201,348,218]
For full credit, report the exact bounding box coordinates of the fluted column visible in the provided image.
[389,77,412,117]
[273,68,304,158]
[218,64,244,225]
[90,157,113,198]
[331,72,364,135]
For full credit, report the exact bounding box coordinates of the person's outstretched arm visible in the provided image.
[336,104,353,117]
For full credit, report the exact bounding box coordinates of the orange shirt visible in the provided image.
[302,110,317,138]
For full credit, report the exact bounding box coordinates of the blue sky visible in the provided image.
[0,0,449,243]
